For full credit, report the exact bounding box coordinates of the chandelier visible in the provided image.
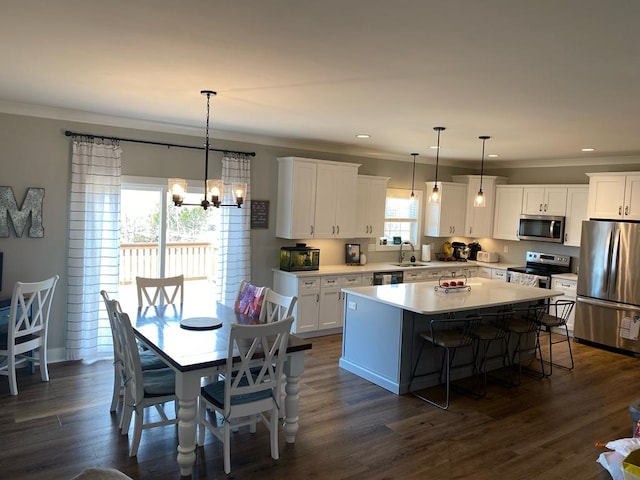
[168,90,246,209]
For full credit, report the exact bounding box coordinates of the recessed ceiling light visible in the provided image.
[356,134,371,139]
[488,154,499,158]
[581,147,596,152]
[429,145,440,149]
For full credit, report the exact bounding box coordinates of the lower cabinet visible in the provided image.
[551,277,577,332]
[273,271,362,335]
[491,268,508,282]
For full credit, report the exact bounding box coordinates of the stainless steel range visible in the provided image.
[507,251,571,289]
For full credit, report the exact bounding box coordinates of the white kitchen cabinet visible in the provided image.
[551,276,577,332]
[273,270,363,335]
[423,269,443,281]
[452,175,506,238]
[587,173,640,221]
[493,185,523,241]
[402,270,425,283]
[362,273,374,286]
[314,163,359,238]
[563,186,589,246]
[356,175,390,238]
[276,157,360,239]
[282,275,320,334]
[477,266,492,279]
[491,268,508,282]
[424,182,467,237]
[522,186,567,216]
[276,158,317,239]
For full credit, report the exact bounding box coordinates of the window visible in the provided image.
[382,188,422,247]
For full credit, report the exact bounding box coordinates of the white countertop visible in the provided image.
[273,260,520,277]
[342,278,563,315]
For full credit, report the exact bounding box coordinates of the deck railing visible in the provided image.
[120,242,216,284]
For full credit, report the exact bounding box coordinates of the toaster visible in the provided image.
[477,251,499,263]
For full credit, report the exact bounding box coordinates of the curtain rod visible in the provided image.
[64,130,256,157]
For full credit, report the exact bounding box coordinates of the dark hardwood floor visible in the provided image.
[0,334,634,479]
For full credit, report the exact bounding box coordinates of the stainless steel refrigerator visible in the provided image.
[575,220,640,354]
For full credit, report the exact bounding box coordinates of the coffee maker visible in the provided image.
[468,242,482,261]
[451,242,469,261]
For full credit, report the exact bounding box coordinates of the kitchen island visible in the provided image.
[339,278,563,394]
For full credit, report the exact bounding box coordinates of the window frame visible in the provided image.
[376,187,423,252]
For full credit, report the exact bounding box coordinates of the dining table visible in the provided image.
[131,301,312,478]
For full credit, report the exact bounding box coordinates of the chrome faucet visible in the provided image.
[399,241,416,263]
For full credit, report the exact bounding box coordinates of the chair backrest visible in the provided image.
[222,316,294,415]
[547,299,575,324]
[234,280,268,319]
[8,275,59,353]
[259,290,297,324]
[136,275,184,307]
[101,290,125,367]
[112,306,146,405]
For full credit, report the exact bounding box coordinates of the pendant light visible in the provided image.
[409,153,418,201]
[473,135,490,208]
[168,90,246,209]
[429,127,446,204]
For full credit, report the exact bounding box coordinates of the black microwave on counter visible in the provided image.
[280,245,320,271]
[518,215,565,243]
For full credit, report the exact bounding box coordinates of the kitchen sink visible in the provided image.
[390,262,430,267]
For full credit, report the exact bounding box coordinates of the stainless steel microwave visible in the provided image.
[518,215,565,243]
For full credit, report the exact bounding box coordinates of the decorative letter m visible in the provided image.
[0,187,45,238]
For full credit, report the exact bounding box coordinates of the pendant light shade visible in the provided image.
[429,127,446,204]
[168,90,246,209]
[410,153,418,201]
[473,135,490,208]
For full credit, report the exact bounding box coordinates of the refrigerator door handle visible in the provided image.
[603,228,613,293]
[609,228,621,297]
[578,296,640,314]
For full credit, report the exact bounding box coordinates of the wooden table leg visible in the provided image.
[175,370,201,477]
[283,351,305,443]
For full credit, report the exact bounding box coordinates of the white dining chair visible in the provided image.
[113,305,177,457]
[100,290,166,423]
[0,275,59,396]
[259,290,297,324]
[135,275,184,308]
[197,316,294,474]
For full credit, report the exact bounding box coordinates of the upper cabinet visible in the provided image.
[424,182,467,237]
[276,157,360,239]
[452,175,506,238]
[356,175,390,238]
[522,186,568,216]
[587,173,640,221]
[493,185,523,241]
[564,186,589,246]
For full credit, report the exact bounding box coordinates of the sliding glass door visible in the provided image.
[120,180,218,307]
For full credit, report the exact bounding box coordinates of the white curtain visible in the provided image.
[67,139,121,361]
[215,154,251,307]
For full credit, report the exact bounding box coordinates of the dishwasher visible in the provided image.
[373,271,404,285]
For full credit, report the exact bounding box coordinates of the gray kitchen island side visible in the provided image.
[339,279,563,395]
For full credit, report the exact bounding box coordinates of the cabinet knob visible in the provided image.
[619,206,623,215]
[336,225,340,234]
[544,203,548,212]
[539,203,543,212]
[625,206,629,216]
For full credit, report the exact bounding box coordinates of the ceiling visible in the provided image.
[2,0,640,167]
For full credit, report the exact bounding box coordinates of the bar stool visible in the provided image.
[503,303,546,384]
[473,310,513,395]
[535,299,575,376]
[409,315,481,410]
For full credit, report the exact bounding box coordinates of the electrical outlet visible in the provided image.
[348,301,357,310]
[503,245,509,253]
